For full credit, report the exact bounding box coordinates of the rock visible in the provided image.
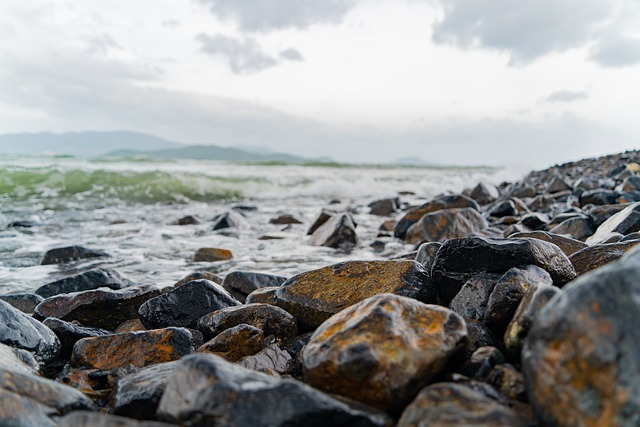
[173,271,222,287]
[72,327,199,370]
[40,245,109,265]
[509,230,588,256]
[197,324,265,362]
[586,203,628,227]
[221,271,287,302]
[198,303,297,341]
[212,210,247,230]
[569,240,640,275]
[306,209,335,235]
[394,195,479,240]
[457,346,506,380]
[404,208,488,245]
[488,200,518,218]
[620,231,640,242]
[522,250,640,426]
[469,182,500,205]
[57,411,174,427]
[549,216,595,241]
[34,285,161,330]
[193,247,233,262]
[7,220,39,228]
[115,319,147,333]
[510,185,537,198]
[157,353,392,427]
[245,286,279,305]
[485,364,527,401]
[579,189,619,206]
[0,387,56,427]
[619,175,640,192]
[545,175,572,194]
[414,242,441,273]
[0,293,43,314]
[35,268,132,298]
[449,272,501,321]
[573,177,600,191]
[368,198,399,216]
[138,279,240,329]
[0,300,60,368]
[586,201,640,245]
[397,382,526,427]
[270,214,303,224]
[42,317,111,360]
[303,294,467,412]
[309,213,357,249]
[503,283,560,359]
[274,260,436,332]
[520,212,549,230]
[238,343,292,374]
[464,320,499,356]
[173,215,200,225]
[0,342,39,375]
[431,237,576,305]
[112,361,178,420]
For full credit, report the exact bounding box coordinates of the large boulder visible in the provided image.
[303,294,467,413]
[35,268,132,298]
[274,260,436,331]
[404,208,488,245]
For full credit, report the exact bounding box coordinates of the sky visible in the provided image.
[0,0,639,167]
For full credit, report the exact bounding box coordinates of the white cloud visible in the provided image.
[545,90,589,103]
[196,34,278,74]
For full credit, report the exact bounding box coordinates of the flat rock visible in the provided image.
[308,213,357,249]
[404,208,488,245]
[274,260,437,331]
[57,411,175,427]
[40,245,109,265]
[34,284,161,330]
[197,324,265,362]
[0,293,43,314]
[221,271,287,302]
[35,268,132,298]
[303,294,467,413]
[194,247,233,262]
[198,303,297,341]
[569,240,640,275]
[157,353,392,427]
[42,317,111,360]
[72,327,199,370]
[139,279,240,329]
[586,202,640,245]
[509,231,588,256]
[523,249,640,426]
[0,342,39,375]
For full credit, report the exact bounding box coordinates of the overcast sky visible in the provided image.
[1,0,639,166]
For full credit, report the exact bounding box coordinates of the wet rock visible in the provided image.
[139,279,240,330]
[579,189,619,206]
[238,343,292,374]
[303,294,467,412]
[193,247,233,262]
[212,210,247,230]
[157,353,392,427]
[464,320,499,356]
[549,216,595,241]
[42,317,111,360]
[449,272,501,321]
[457,346,506,380]
[35,268,132,298]
[0,342,39,375]
[173,271,222,287]
[368,198,399,216]
[522,250,640,426]
[198,303,297,341]
[469,182,500,205]
[545,175,572,194]
[397,382,526,427]
[569,240,640,275]
[270,214,303,224]
[520,212,549,230]
[40,245,109,265]
[509,230,588,256]
[112,361,178,420]
[0,387,56,427]
[394,195,479,240]
[485,364,527,401]
[309,212,357,249]
[274,260,436,332]
[431,237,575,305]
[115,319,147,333]
[0,300,60,367]
[504,283,560,359]
[488,199,518,218]
[72,327,199,370]
[404,208,488,245]
[245,286,279,305]
[34,284,161,330]
[586,201,640,245]
[586,203,628,227]
[57,411,175,427]
[414,242,441,273]
[222,271,287,302]
[197,324,265,361]
[173,215,200,225]
[0,293,43,314]
[306,209,335,235]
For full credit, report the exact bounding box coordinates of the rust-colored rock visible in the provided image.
[404,208,488,245]
[72,327,199,369]
[274,260,436,332]
[303,294,467,412]
[197,324,265,362]
[569,240,640,275]
[198,303,297,341]
[509,230,588,256]
[194,247,233,262]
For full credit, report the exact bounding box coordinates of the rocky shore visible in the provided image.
[2,150,640,426]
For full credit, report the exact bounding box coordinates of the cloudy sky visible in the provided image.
[1,0,639,166]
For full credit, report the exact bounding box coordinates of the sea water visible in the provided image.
[0,155,524,294]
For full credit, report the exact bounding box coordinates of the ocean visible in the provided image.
[0,155,522,294]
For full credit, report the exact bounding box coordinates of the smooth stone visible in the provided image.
[173,271,222,287]
[569,240,640,276]
[42,317,111,360]
[586,202,640,245]
[585,203,628,227]
[197,324,265,362]
[157,353,392,427]
[449,273,501,321]
[469,182,500,205]
[0,293,44,314]
[245,286,279,305]
[549,217,595,241]
[198,303,297,341]
[404,208,488,245]
[193,247,233,262]
[72,327,199,370]
[619,175,640,192]
[414,242,441,273]
[57,411,175,427]
[308,213,357,249]
[238,343,292,374]
[368,198,399,216]
[40,245,109,265]
[138,279,240,330]
[620,231,640,242]
[573,177,600,191]
[0,342,39,375]
[274,260,436,332]
[35,268,132,298]
[34,285,161,331]
[303,294,467,413]
[221,271,287,302]
[509,231,588,256]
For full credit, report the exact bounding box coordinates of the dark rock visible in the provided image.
[586,201,640,244]
[309,213,357,249]
[414,242,441,273]
[619,175,640,192]
[485,364,527,401]
[274,260,436,332]
[547,212,588,226]
[173,215,199,225]
[270,214,303,225]
[526,194,555,211]
[449,272,501,321]
[193,247,233,262]
[469,182,500,205]
[394,194,479,240]
[368,198,399,216]
[307,209,335,235]
[198,303,297,341]
[549,216,595,241]
[34,284,161,330]
[523,250,640,425]
[431,237,576,305]
[397,382,526,427]
[35,268,132,298]
[488,200,518,218]
[520,212,549,230]
[197,324,265,362]
[464,319,499,356]
[404,208,488,245]
[245,286,279,305]
[0,342,39,375]
[112,361,178,420]
[545,175,572,194]
[283,332,313,358]
[0,293,44,314]
[40,245,109,265]
[7,220,39,228]
[0,300,60,368]
[620,231,640,242]
[509,230,588,256]
[42,317,111,360]
[510,185,537,198]
[579,189,619,206]
[157,353,392,427]
[212,210,247,230]
[174,271,222,287]
[585,203,628,227]
[72,327,199,370]
[569,240,640,275]
[221,271,287,302]
[303,294,467,412]
[457,346,506,380]
[57,411,175,426]
[138,279,240,330]
[238,343,292,374]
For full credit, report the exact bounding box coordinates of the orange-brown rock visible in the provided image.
[274,260,436,332]
[194,247,233,262]
[303,294,467,413]
[394,195,479,239]
[569,240,640,275]
[72,327,199,370]
[197,324,265,362]
[404,208,488,245]
[115,319,146,333]
[509,230,588,256]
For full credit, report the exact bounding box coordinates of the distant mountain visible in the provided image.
[0,131,183,157]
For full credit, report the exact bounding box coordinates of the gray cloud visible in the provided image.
[590,36,640,67]
[279,48,304,61]
[196,34,278,74]
[195,0,353,32]
[87,33,122,55]
[545,90,589,103]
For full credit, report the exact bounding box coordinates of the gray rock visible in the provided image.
[404,208,488,245]
[0,293,44,314]
[35,268,132,298]
[222,271,287,302]
[40,245,109,265]
[586,202,640,245]
[309,213,357,249]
